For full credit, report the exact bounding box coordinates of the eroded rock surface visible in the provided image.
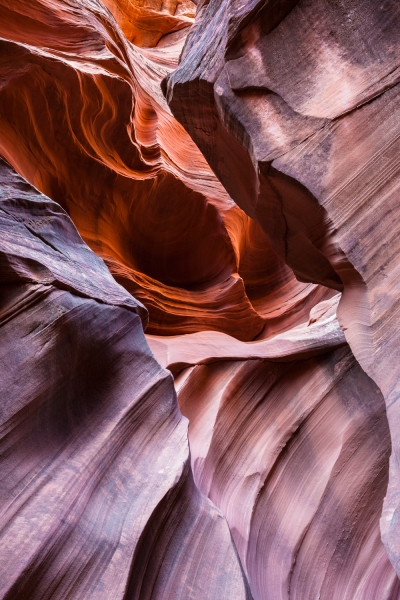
[0,0,399,598]
[0,0,331,343]
[101,0,196,47]
[164,0,400,577]
[0,159,250,600]
[174,350,399,600]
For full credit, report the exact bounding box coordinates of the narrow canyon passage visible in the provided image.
[0,1,399,599]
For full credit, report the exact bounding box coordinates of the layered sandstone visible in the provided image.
[101,0,196,47]
[0,158,250,599]
[0,0,331,344]
[164,0,400,578]
[0,0,399,598]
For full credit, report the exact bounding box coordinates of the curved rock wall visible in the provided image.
[101,0,196,47]
[0,0,399,598]
[0,0,330,343]
[0,158,250,599]
[164,0,400,578]
[174,351,398,600]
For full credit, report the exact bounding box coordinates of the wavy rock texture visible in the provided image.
[173,349,399,600]
[147,295,347,372]
[0,0,399,599]
[101,0,196,47]
[164,0,400,577]
[0,158,250,599]
[0,0,331,343]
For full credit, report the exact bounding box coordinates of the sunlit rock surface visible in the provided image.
[101,0,196,47]
[0,0,399,598]
[0,0,330,343]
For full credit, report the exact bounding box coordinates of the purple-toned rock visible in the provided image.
[0,159,250,600]
[164,0,400,575]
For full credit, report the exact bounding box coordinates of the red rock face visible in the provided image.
[101,0,196,47]
[0,0,399,598]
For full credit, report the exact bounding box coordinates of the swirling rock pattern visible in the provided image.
[0,158,250,599]
[0,0,329,342]
[101,0,196,47]
[174,350,399,600]
[164,0,400,579]
[0,0,399,598]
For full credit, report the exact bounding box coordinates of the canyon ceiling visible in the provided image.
[0,0,399,599]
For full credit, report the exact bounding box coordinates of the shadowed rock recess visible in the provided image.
[0,0,399,599]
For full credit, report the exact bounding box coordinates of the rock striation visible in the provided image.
[0,0,331,343]
[174,349,399,600]
[101,0,196,47]
[0,158,250,599]
[164,0,400,579]
[0,0,399,598]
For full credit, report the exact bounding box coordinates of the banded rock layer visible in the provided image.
[0,158,250,599]
[164,0,400,578]
[0,0,399,599]
[0,0,332,342]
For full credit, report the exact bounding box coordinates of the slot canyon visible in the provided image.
[0,0,399,598]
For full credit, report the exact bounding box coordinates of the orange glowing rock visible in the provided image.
[0,0,399,598]
[102,0,196,47]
